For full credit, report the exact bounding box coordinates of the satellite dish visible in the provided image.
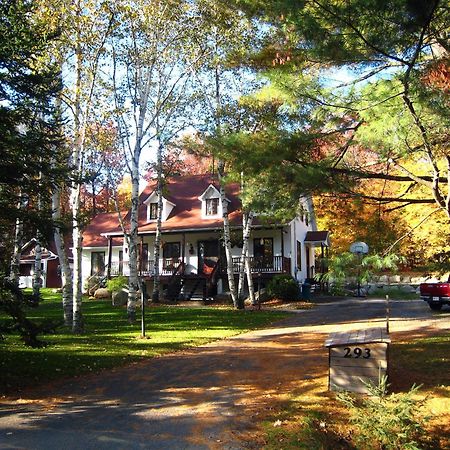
[350,241,369,255]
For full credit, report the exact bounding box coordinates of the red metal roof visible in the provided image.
[82,174,242,247]
[82,212,125,247]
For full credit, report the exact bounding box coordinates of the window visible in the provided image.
[139,244,149,271]
[297,240,302,270]
[118,250,123,275]
[205,198,219,216]
[149,202,158,220]
[163,242,181,259]
[91,252,105,276]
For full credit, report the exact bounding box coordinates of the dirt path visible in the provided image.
[0,299,449,449]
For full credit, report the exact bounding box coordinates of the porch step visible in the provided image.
[182,277,206,301]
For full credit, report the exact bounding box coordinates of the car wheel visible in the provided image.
[429,303,442,311]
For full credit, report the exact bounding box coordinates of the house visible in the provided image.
[18,238,61,289]
[81,174,330,300]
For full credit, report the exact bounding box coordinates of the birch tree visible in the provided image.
[110,0,207,320]
[190,1,261,308]
[39,0,114,332]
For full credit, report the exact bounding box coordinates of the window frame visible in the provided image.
[149,202,158,220]
[91,251,105,276]
[205,197,219,216]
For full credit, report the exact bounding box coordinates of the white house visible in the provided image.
[81,174,330,300]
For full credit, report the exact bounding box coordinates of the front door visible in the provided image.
[198,240,220,275]
[254,238,274,270]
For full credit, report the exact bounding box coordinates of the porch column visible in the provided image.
[280,227,284,272]
[321,243,325,273]
[182,232,186,270]
[107,236,112,279]
[139,236,144,275]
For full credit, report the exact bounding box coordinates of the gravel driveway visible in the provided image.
[1,298,448,450]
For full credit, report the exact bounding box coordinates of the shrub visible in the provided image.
[337,376,427,450]
[106,276,128,293]
[266,274,300,301]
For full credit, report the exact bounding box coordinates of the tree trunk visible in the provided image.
[127,152,140,323]
[32,237,42,297]
[9,193,27,284]
[239,211,255,305]
[217,161,239,307]
[71,10,84,334]
[152,140,164,303]
[71,183,84,333]
[52,186,73,327]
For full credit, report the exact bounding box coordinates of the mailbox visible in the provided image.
[325,328,390,394]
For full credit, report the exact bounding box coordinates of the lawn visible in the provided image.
[0,289,288,395]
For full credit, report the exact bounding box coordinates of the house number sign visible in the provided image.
[343,346,371,358]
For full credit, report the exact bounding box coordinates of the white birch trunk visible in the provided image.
[32,238,42,296]
[127,153,140,322]
[239,211,255,305]
[52,187,73,327]
[71,183,83,333]
[71,14,84,333]
[9,194,27,284]
[151,140,163,303]
[237,214,247,300]
[217,161,239,307]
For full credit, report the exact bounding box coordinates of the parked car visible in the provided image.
[420,279,450,311]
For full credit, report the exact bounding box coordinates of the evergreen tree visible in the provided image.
[0,0,63,274]
[0,0,64,345]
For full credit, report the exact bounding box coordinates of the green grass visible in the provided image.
[0,289,288,395]
[367,286,419,300]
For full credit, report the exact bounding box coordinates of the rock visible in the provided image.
[94,288,111,299]
[112,288,128,306]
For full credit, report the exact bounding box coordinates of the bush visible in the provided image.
[266,275,300,301]
[337,376,427,450]
[106,276,128,293]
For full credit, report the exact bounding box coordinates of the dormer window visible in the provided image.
[149,202,158,220]
[143,191,175,223]
[206,198,219,216]
[199,184,228,220]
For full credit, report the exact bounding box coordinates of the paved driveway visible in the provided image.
[1,298,449,449]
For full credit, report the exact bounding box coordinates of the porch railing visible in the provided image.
[109,256,291,278]
[139,258,182,276]
[231,256,291,274]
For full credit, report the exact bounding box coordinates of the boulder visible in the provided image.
[112,288,128,306]
[94,288,110,299]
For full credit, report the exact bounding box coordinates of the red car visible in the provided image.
[420,280,450,311]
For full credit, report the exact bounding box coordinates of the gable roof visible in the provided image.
[19,239,58,263]
[82,174,242,246]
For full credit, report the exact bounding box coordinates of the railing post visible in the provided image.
[107,236,112,279]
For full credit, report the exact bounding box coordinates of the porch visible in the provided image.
[108,255,291,278]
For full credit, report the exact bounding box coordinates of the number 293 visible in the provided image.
[343,347,371,358]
